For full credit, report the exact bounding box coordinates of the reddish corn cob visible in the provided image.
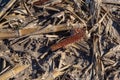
[50,28,86,51]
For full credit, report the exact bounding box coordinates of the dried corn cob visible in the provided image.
[50,28,86,51]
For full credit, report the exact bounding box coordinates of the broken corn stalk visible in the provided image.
[0,64,30,80]
[0,24,77,39]
[0,31,18,39]
[0,27,38,39]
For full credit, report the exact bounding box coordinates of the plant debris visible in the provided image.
[0,0,120,80]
